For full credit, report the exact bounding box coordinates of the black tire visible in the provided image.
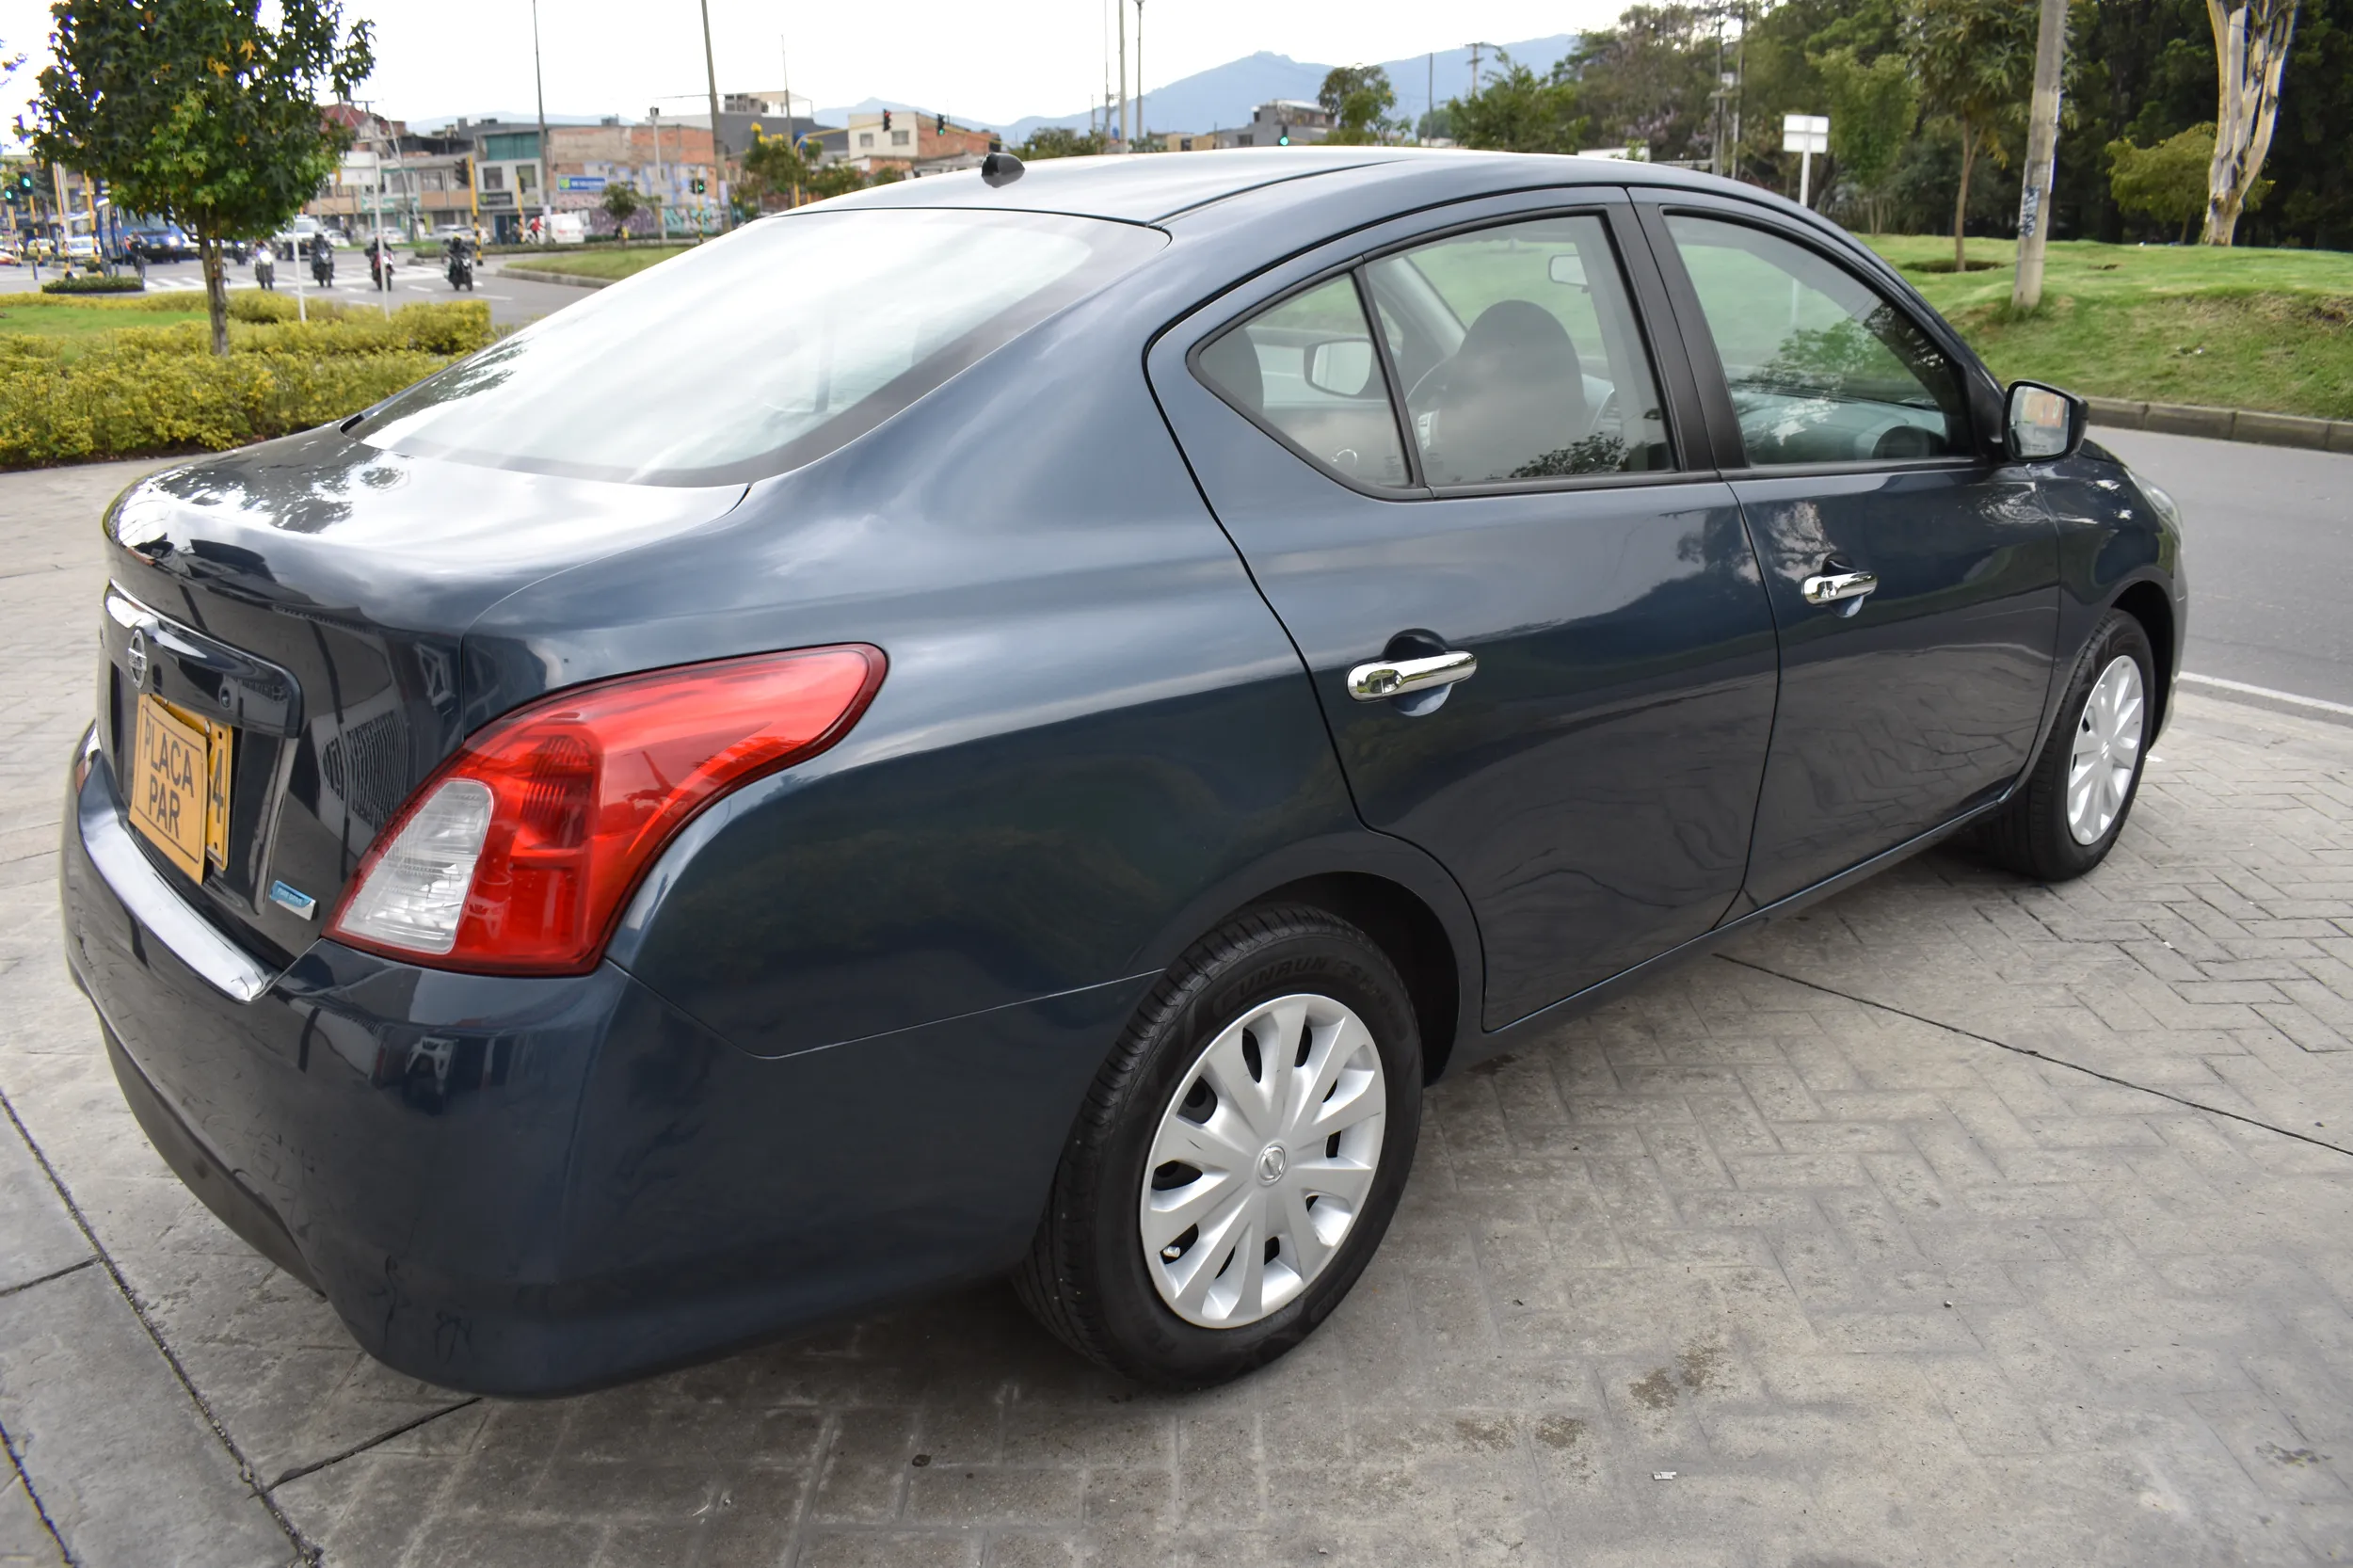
[1975,608,2155,881]
[1016,904,1422,1388]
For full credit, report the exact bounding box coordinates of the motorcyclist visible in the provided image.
[308,232,334,286]
[252,245,275,291]
[366,232,392,291]
[442,230,474,291]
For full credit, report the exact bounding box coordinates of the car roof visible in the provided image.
[828,147,1418,223]
[824,146,1806,227]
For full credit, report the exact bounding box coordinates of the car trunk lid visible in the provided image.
[97,428,747,967]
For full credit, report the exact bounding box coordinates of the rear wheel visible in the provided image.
[1975,609,2154,880]
[1016,906,1422,1387]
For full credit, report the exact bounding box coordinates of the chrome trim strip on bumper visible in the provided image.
[76,728,276,1004]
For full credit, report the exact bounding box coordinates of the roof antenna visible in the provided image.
[982,151,1025,186]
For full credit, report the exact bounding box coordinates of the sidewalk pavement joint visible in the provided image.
[1720,953,2353,1160]
[0,1087,316,1565]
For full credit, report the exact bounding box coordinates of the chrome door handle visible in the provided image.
[1802,569,1879,606]
[1348,649,1479,701]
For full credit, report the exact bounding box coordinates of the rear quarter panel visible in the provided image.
[464,275,1387,1059]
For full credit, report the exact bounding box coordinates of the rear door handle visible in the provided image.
[1802,569,1879,606]
[1348,649,1478,701]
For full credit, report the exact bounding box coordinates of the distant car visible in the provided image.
[61,234,97,260]
[0,243,20,266]
[272,217,336,259]
[120,220,194,263]
[64,149,2187,1400]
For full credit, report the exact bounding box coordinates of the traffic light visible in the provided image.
[692,175,707,195]
[881,109,892,133]
[1276,129,1291,146]
[935,113,946,135]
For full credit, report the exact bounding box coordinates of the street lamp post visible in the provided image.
[530,0,552,237]
[698,0,728,230]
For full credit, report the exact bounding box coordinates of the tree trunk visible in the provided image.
[2012,0,2071,309]
[2201,0,2300,245]
[200,233,230,357]
[1953,122,1977,272]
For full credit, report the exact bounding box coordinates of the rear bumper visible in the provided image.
[60,730,1147,1394]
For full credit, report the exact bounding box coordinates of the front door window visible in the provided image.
[1665,214,1969,466]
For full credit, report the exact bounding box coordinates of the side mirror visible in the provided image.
[1546,252,1588,288]
[1305,338,1378,398]
[2006,380,2088,462]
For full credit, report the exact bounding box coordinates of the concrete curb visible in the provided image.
[2086,395,2353,454]
[494,266,613,290]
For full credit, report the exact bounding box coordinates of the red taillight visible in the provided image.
[328,645,885,974]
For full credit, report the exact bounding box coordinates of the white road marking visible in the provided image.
[2179,672,2353,720]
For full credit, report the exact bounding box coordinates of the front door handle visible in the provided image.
[1802,569,1879,606]
[1348,649,1478,701]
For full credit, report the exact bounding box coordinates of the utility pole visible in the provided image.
[1469,41,1494,96]
[649,107,664,237]
[530,0,552,235]
[1116,0,1128,151]
[1426,53,1433,143]
[2012,0,2069,309]
[1134,0,1144,152]
[698,0,729,229]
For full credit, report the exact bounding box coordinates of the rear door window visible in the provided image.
[1365,215,1673,485]
[1663,215,1969,466]
[1194,276,1412,489]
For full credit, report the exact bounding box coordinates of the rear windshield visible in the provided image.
[355,208,1165,486]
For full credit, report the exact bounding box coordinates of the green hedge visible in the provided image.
[40,274,144,294]
[0,298,494,469]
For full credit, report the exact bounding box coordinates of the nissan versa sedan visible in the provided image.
[61,149,2185,1395]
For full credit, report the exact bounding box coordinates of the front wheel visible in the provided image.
[1016,906,1422,1388]
[1975,608,2155,881]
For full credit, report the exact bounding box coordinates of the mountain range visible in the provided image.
[413,35,1580,145]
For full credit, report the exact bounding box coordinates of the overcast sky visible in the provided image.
[0,0,1620,143]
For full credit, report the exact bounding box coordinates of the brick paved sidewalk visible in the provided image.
[1,462,2349,1567]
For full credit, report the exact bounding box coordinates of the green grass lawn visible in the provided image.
[0,296,211,358]
[506,245,695,281]
[1864,235,2353,420]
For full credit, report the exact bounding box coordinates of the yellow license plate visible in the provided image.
[129,694,232,883]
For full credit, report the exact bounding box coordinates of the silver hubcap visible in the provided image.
[1142,993,1387,1329]
[2067,655,2146,845]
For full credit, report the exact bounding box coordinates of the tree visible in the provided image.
[600,181,642,233]
[2108,122,2242,236]
[740,131,816,207]
[1908,0,2037,269]
[1319,64,1398,144]
[27,0,374,355]
[1567,5,1723,163]
[1446,54,1587,153]
[2200,0,2299,242]
[1015,126,1108,160]
[1817,49,1918,234]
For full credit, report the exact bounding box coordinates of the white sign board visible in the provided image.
[1782,113,1830,154]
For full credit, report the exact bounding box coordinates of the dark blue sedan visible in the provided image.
[60,150,2185,1394]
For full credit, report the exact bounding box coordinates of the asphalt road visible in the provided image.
[0,253,591,328]
[2097,428,2353,711]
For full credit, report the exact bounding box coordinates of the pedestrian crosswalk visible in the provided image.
[136,273,508,302]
